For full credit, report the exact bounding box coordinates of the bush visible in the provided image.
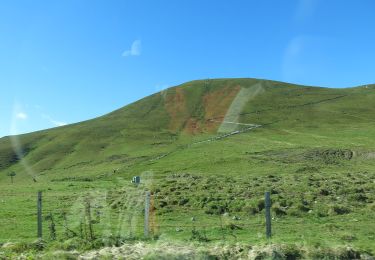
[190,229,209,242]
[272,202,287,216]
[330,205,351,215]
[179,198,189,206]
[204,202,227,215]
[243,203,259,215]
[314,206,329,217]
[349,193,368,203]
[229,200,246,212]
[297,203,310,213]
[59,237,86,251]
[257,199,265,211]
[288,207,303,217]
[158,200,168,208]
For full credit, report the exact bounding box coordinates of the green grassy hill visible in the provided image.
[1,78,375,257]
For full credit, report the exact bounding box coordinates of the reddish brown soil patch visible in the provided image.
[164,88,188,132]
[164,85,242,135]
[203,85,241,132]
[183,118,203,135]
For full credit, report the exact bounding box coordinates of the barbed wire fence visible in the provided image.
[0,178,371,245]
[0,190,273,243]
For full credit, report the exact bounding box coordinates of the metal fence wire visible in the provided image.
[0,189,369,243]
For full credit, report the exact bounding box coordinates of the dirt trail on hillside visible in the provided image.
[149,122,261,162]
[190,123,261,146]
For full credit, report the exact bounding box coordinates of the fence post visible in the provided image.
[37,191,43,240]
[144,191,151,237]
[265,191,272,239]
[85,199,94,241]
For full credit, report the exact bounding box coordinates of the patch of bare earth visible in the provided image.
[202,85,241,133]
[183,118,204,135]
[164,88,188,132]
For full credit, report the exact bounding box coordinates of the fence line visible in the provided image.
[0,189,371,244]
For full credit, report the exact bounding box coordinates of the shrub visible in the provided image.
[330,205,351,215]
[349,193,368,203]
[297,204,310,213]
[179,198,189,206]
[257,199,265,211]
[204,202,227,215]
[272,202,287,216]
[288,207,303,217]
[243,202,259,215]
[314,205,329,217]
[158,200,168,208]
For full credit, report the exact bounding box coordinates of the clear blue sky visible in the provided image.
[1,0,374,137]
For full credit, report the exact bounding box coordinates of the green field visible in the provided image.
[0,78,374,258]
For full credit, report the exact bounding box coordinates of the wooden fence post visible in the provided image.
[85,199,94,241]
[265,191,272,239]
[144,191,151,237]
[37,191,43,240]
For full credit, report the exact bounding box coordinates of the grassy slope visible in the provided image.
[0,78,374,255]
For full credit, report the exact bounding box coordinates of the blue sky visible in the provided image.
[1,0,374,137]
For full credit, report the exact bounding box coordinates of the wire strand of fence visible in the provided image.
[1,190,372,198]
[1,186,372,243]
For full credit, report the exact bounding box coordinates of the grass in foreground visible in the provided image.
[0,79,374,257]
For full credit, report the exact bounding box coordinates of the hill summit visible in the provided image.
[1,78,375,255]
[0,78,374,180]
